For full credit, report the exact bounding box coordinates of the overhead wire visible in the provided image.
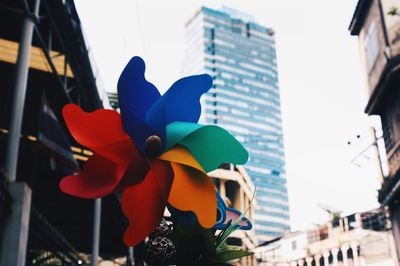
[133,0,147,59]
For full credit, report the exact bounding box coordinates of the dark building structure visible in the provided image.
[350,0,400,261]
[107,92,120,111]
[0,0,130,264]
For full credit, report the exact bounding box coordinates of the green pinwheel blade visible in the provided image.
[166,122,248,172]
[166,122,202,150]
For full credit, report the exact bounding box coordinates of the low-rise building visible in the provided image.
[255,208,398,266]
[349,0,400,260]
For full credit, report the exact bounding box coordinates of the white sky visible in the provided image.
[75,0,383,231]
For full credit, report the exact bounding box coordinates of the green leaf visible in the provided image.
[218,245,243,252]
[215,226,236,253]
[213,249,254,262]
[388,6,400,16]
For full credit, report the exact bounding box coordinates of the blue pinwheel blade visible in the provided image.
[118,56,160,118]
[146,74,213,139]
[214,192,228,230]
[117,57,162,153]
[119,101,160,155]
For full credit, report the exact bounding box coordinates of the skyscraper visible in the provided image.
[183,6,290,240]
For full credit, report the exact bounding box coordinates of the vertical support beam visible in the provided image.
[314,255,321,266]
[339,218,344,231]
[134,241,145,265]
[323,251,330,266]
[331,248,339,266]
[327,222,333,237]
[48,26,52,51]
[126,247,134,266]
[0,183,32,266]
[351,243,360,266]
[91,198,101,266]
[355,213,362,228]
[1,1,40,265]
[341,245,349,266]
[63,55,68,89]
[344,217,349,231]
[219,179,226,198]
[4,0,40,182]
[371,127,385,185]
[377,0,392,57]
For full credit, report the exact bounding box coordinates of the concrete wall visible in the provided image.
[357,0,389,96]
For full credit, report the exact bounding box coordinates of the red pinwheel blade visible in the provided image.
[114,157,149,192]
[63,104,136,163]
[60,154,129,199]
[122,159,173,246]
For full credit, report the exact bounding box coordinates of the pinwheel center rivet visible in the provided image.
[145,135,162,156]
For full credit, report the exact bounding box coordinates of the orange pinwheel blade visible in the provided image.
[158,145,205,173]
[60,153,129,199]
[63,104,136,163]
[168,162,216,228]
[122,159,173,246]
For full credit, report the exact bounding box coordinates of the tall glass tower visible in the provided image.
[183,6,290,240]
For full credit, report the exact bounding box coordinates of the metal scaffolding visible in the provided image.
[0,0,120,265]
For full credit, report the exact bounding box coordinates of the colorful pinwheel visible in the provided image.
[60,56,248,246]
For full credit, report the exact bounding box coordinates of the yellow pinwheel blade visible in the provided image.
[158,145,205,173]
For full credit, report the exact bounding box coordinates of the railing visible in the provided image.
[387,140,400,177]
[27,207,87,266]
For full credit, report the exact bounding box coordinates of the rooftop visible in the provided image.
[348,0,372,35]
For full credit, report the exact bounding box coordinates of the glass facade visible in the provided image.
[182,7,290,239]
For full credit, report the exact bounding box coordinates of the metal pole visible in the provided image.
[0,183,32,266]
[4,0,41,182]
[0,1,40,265]
[371,127,385,184]
[91,198,101,266]
[126,247,134,266]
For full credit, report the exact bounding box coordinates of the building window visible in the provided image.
[382,107,396,152]
[364,21,380,72]
[291,240,297,250]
